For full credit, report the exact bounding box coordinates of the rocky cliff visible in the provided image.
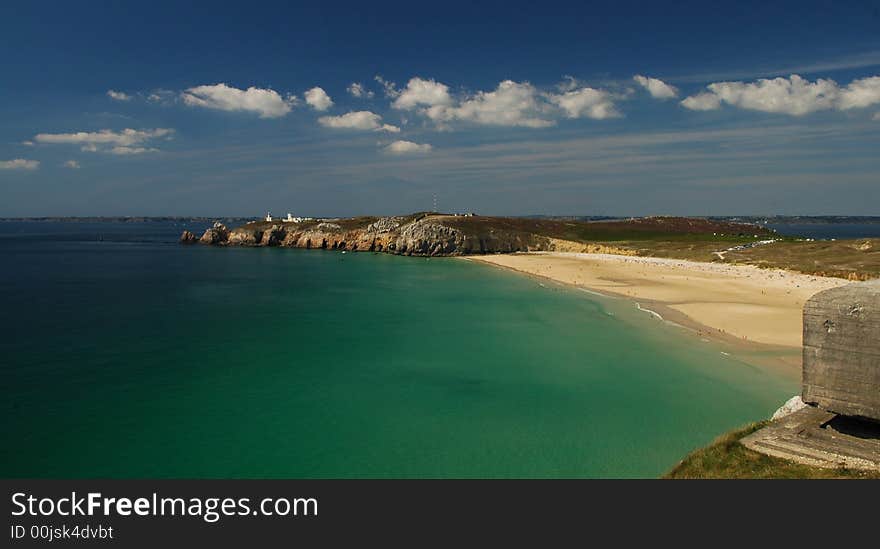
[183,213,768,258]
[186,215,562,256]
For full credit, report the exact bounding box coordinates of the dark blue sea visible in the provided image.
[766,223,880,240]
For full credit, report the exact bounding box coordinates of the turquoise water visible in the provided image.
[0,222,795,478]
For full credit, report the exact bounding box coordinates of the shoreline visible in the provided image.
[467,252,850,379]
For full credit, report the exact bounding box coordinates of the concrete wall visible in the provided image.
[803,280,880,422]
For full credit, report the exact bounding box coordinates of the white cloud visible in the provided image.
[374,75,400,98]
[548,86,621,119]
[681,92,722,111]
[393,77,453,110]
[453,81,552,127]
[681,74,880,115]
[347,82,374,99]
[63,160,80,169]
[873,112,880,121]
[304,87,333,111]
[107,90,132,101]
[21,140,34,146]
[633,75,678,99]
[181,83,294,118]
[0,159,39,170]
[395,78,621,128]
[426,80,555,128]
[704,75,837,115]
[557,75,581,92]
[838,76,880,110]
[318,111,399,132]
[384,140,432,154]
[34,128,174,154]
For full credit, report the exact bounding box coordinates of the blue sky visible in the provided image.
[2,0,879,216]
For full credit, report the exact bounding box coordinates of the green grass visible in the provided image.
[664,422,880,479]
[610,238,880,280]
[441,215,773,243]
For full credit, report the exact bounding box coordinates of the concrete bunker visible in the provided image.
[742,280,880,471]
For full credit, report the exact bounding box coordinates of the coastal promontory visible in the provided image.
[185,213,774,257]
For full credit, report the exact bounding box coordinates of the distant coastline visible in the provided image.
[4,215,880,225]
[0,216,255,224]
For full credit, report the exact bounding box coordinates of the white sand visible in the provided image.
[471,252,848,348]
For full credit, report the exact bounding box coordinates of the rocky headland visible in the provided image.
[184,213,772,257]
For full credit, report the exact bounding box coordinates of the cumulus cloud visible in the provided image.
[633,75,678,99]
[681,74,880,115]
[107,90,132,101]
[393,77,453,110]
[304,87,333,111]
[374,75,400,98]
[347,82,374,99]
[63,160,80,169]
[449,80,553,127]
[425,80,556,128]
[34,128,173,154]
[680,92,722,111]
[384,140,432,154]
[698,75,837,115]
[393,78,623,128]
[548,86,621,119]
[318,111,399,132]
[838,76,880,110]
[557,75,581,92]
[181,83,294,118]
[0,158,39,170]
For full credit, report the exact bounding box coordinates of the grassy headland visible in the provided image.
[664,422,880,479]
[238,214,879,279]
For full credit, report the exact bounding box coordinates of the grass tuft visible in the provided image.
[664,422,880,479]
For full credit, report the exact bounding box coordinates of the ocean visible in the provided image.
[0,221,795,478]
[766,222,880,240]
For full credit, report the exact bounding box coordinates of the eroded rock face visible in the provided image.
[366,216,405,233]
[179,230,198,244]
[393,221,462,256]
[544,238,638,255]
[199,222,230,245]
[259,225,286,246]
[196,215,583,257]
[227,227,263,245]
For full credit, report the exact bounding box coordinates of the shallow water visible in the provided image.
[0,222,795,478]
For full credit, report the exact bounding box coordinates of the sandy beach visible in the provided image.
[471,253,849,349]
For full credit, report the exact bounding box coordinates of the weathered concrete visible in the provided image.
[802,279,880,422]
[742,280,880,470]
[741,406,880,471]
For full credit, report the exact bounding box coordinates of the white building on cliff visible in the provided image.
[284,212,314,223]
